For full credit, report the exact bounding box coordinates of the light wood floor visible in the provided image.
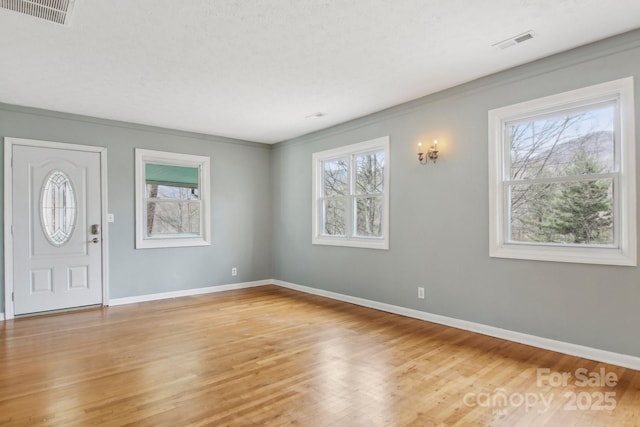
[1,285,638,426]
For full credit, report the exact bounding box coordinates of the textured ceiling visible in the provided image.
[1,1,639,143]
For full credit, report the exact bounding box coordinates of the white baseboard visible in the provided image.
[0,312,4,321]
[272,279,640,371]
[6,276,639,371]
[108,280,271,306]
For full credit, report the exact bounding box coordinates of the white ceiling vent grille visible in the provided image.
[493,31,536,50]
[0,0,76,25]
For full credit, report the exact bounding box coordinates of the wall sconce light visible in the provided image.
[418,140,439,164]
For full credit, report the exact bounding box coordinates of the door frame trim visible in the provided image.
[3,137,109,320]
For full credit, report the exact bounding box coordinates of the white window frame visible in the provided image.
[488,77,636,266]
[135,149,211,249]
[312,136,390,250]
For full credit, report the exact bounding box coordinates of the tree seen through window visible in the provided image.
[507,103,615,245]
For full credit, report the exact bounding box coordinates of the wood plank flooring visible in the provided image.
[0,285,638,426]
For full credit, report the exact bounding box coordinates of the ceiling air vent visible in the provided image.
[493,31,535,50]
[0,0,76,25]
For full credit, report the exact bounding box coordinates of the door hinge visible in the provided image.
[12,292,14,302]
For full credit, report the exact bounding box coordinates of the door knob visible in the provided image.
[91,237,101,244]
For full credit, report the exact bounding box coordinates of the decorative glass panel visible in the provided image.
[41,170,77,246]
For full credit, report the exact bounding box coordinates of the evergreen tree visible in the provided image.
[515,183,557,242]
[549,149,612,244]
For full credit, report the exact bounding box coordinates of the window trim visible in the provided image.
[488,77,636,266]
[312,136,390,250]
[135,149,211,249]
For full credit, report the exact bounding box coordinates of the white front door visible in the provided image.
[11,144,103,315]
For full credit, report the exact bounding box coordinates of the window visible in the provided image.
[488,77,636,265]
[312,136,390,249]
[41,170,76,246]
[135,149,210,249]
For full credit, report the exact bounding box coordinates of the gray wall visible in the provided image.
[2,29,639,359]
[271,30,640,357]
[0,106,273,303]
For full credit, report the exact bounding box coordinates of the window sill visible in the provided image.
[489,243,636,266]
[136,237,211,249]
[312,236,389,250]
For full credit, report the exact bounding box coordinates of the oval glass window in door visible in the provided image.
[41,170,77,246]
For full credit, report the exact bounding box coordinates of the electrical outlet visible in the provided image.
[231,267,238,276]
[418,287,425,299]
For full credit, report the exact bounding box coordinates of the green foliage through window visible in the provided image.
[507,102,615,246]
